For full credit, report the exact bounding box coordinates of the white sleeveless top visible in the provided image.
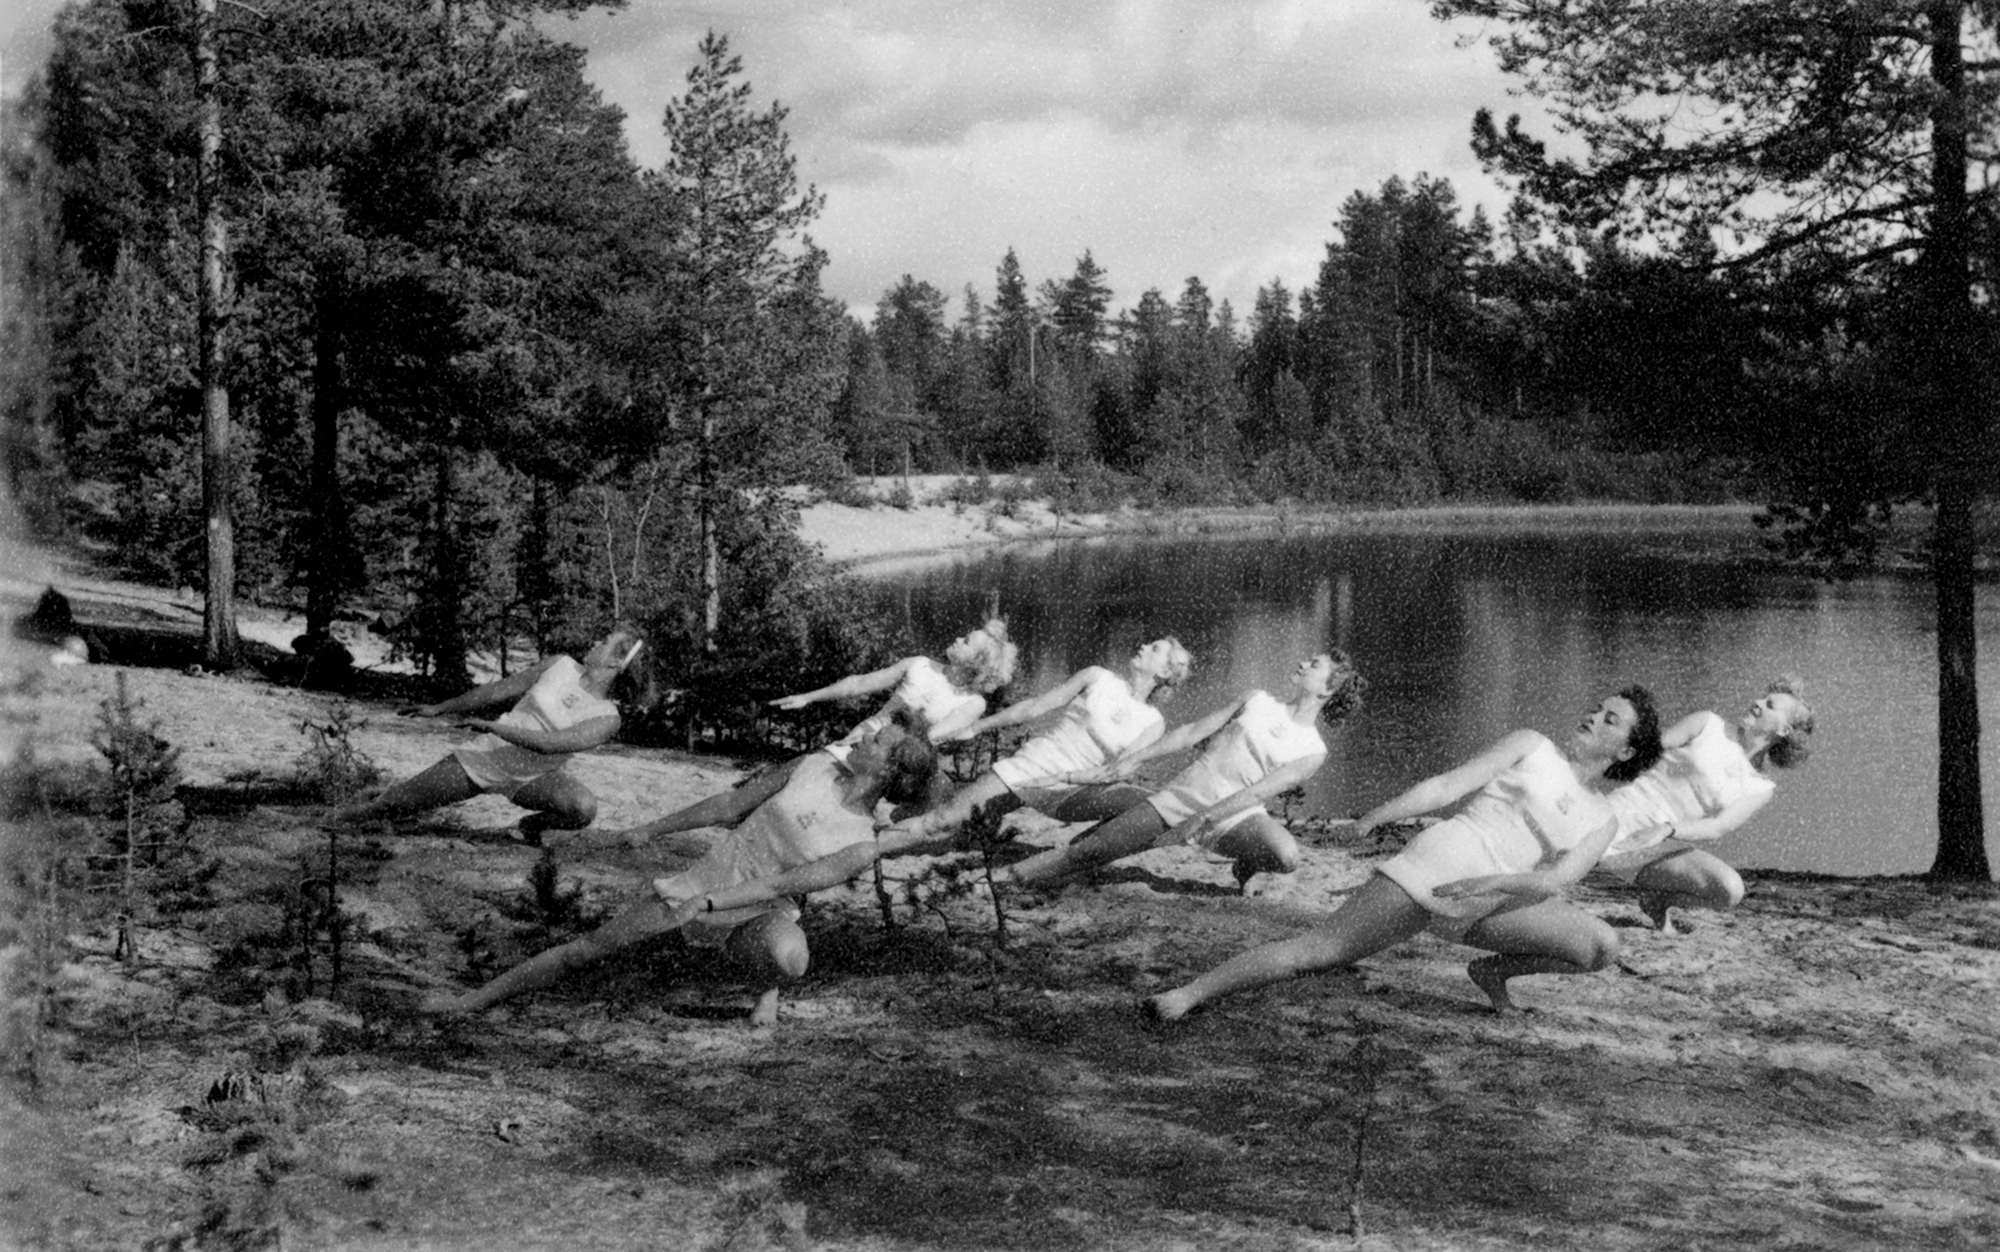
[1606,712,1774,857]
[991,668,1165,791]
[825,656,985,762]
[454,656,618,787]
[655,754,874,931]
[1457,733,1613,865]
[1149,690,1326,835]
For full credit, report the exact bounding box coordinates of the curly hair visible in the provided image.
[952,618,1020,695]
[1763,675,1816,769]
[1146,636,1195,705]
[879,707,940,805]
[1318,649,1369,726]
[1603,684,1664,783]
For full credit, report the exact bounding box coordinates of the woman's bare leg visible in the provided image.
[331,757,480,825]
[1148,874,1431,1020]
[722,911,811,1028]
[999,803,1166,887]
[512,769,598,841]
[421,894,681,1015]
[1459,900,1620,1013]
[1632,849,1744,935]
[1206,812,1302,890]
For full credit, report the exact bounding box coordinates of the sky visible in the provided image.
[1,0,1535,322]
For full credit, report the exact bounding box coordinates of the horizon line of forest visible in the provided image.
[0,3,1993,883]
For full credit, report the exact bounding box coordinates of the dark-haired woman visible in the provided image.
[996,651,1367,893]
[1601,677,1815,935]
[1148,687,1664,1018]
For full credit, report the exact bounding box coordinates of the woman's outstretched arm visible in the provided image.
[944,667,1100,742]
[1353,729,1541,840]
[1166,751,1328,844]
[769,658,917,711]
[405,656,559,717]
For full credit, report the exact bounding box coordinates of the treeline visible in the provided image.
[2,1,1767,714]
[834,180,1756,507]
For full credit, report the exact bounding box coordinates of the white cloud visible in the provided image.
[4,0,1535,321]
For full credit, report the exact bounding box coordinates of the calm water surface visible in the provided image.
[858,516,2000,877]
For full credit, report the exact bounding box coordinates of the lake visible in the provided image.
[856,510,2000,877]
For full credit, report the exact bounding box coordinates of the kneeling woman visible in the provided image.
[997,650,1367,893]
[331,626,645,841]
[877,635,1196,848]
[607,619,1015,845]
[1148,687,1662,1019]
[422,710,938,1026]
[1600,677,1814,934]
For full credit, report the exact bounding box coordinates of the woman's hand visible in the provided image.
[457,718,495,734]
[768,694,814,712]
[1170,812,1219,847]
[1433,874,1513,900]
[399,703,441,718]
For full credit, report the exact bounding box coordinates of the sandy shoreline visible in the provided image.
[802,477,1762,573]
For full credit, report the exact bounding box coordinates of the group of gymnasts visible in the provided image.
[325,616,1814,1027]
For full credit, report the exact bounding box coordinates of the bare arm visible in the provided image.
[1659,711,1716,752]
[944,667,1100,742]
[408,656,558,717]
[768,658,916,711]
[1660,788,1774,845]
[1085,696,1245,781]
[1435,815,1620,903]
[465,712,620,756]
[653,822,950,916]
[1167,751,1328,843]
[1354,729,1543,839]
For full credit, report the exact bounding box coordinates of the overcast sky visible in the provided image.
[2,0,1532,321]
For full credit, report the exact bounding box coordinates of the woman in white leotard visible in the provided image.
[994,650,1367,892]
[330,626,645,841]
[1600,677,1814,934]
[606,620,1016,846]
[1149,686,1664,1019]
[879,636,1195,847]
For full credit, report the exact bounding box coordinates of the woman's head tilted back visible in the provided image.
[1136,636,1195,704]
[1757,675,1815,769]
[1601,684,1664,783]
[945,618,1020,695]
[876,707,941,805]
[1296,649,1367,725]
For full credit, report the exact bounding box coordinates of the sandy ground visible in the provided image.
[4,654,2000,1249]
[4,503,2000,1250]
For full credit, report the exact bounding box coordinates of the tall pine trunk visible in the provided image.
[305,278,345,639]
[1924,1,1988,880]
[194,0,238,669]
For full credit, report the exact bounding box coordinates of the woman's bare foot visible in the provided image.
[417,990,472,1017]
[1638,893,1683,936]
[1467,957,1522,1015]
[1146,988,1197,1022]
[749,987,782,1029]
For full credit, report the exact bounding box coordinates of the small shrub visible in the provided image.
[292,703,381,804]
[90,673,194,963]
[884,482,915,511]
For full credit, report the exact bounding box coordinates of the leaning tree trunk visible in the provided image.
[1923,0,1989,881]
[194,0,238,669]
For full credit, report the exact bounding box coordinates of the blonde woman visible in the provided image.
[648,638,1198,929]
[609,620,1016,844]
[996,650,1367,893]
[1600,677,1815,935]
